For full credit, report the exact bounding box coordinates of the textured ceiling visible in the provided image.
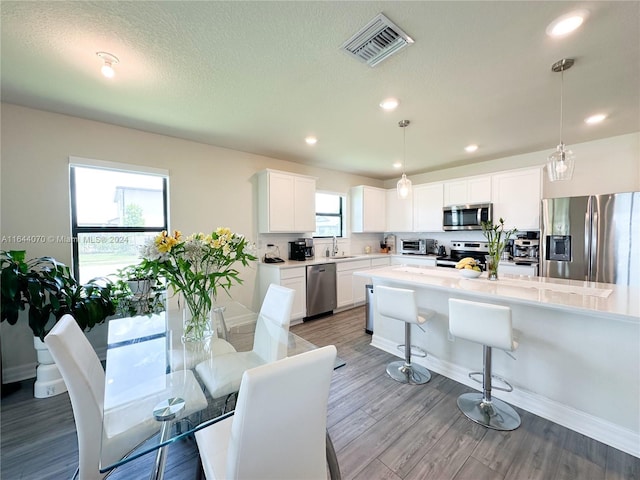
[1,1,639,180]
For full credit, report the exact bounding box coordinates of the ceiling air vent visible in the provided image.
[340,13,414,67]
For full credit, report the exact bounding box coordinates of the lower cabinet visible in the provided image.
[391,255,437,267]
[336,256,392,310]
[258,265,306,322]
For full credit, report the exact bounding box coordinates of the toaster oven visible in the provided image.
[399,238,435,255]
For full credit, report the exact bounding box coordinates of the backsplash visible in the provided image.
[257,232,384,261]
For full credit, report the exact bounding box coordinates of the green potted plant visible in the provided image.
[110,262,165,317]
[1,250,115,340]
[1,250,116,397]
[481,218,517,280]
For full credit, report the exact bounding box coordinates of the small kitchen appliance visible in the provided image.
[288,238,314,261]
[513,239,539,261]
[435,241,489,268]
[399,238,435,255]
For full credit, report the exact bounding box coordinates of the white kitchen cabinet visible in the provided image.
[491,167,542,231]
[336,259,371,309]
[391,255,437,267]
[443,175,491,206]
[351,186,386,233]
[257,169,316,233]
[413,182,444,232]
[386,189,413,232]
[258,265,306,322]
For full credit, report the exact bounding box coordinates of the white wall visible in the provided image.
[0,103,382,382]
[386,132,640,197]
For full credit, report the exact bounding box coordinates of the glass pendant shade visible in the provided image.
[397,173,412,199]
[547,143,575,181]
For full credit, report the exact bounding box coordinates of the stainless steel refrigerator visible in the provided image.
[541,192,640,286]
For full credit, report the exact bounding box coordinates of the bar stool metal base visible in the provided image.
[386,360,431,385]
[456,392,521,431]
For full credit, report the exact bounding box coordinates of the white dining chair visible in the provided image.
[44,314,207,480]
[195,284,295,404]
[195,345,337,479]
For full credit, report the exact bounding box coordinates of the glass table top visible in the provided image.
[100,302,344,473]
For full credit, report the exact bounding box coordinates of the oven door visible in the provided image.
[443,204,492,231]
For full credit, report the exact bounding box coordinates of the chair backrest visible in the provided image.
[44,314,106,479]
[252,284,295,362]
[448,298,515,351]
[227,345,337,479]
[376,285,419,323]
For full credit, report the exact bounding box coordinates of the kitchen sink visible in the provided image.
[331,255,356,259]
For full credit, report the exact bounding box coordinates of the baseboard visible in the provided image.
[3,346,109,384]
[371,335,640,459]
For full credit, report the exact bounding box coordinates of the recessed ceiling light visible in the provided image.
[379,98,399,111]
[96,51,119,78]
[465,144,479,153]
[585,113,607,124]
[305,136,317,145]
[393,161,402,169]
[546,10,589,37]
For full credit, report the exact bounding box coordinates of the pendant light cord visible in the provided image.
[559,65,564,145]
[403,123,407,175]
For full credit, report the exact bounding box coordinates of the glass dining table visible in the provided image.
[100,301,344,480]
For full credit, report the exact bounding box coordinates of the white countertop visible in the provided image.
[356,265,639,322]
[259,253,394,269]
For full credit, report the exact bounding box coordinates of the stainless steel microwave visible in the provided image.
[443,203,492,231]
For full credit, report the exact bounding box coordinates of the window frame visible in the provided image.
[313,191,345,238]
[69,161,169,281]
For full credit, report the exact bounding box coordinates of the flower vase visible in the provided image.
[182,294,214,343]
[485,254,500,281]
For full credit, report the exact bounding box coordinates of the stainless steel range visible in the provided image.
[436,241,489,268]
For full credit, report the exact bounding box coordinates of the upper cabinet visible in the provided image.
[491,167,542,231]
[413,182,444,232]
[351,185,386,233]
[257,169,316,233]
[386,189,413,232]
[443,175,492,206]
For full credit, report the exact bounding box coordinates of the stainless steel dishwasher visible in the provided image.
[305,263,337,319]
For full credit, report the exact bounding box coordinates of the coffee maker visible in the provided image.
[513,239,539,260]
[288,238,314,261]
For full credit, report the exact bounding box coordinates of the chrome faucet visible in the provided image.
[332,236,339,256]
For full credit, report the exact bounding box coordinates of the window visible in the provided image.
[314,192,344,238]
[70,160,168,283]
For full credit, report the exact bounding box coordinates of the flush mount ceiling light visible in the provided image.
[585,113,607,124]
[305,136,318,145]
[546,58,576,182]
[465,144,479,153]
[396,120,412,199]
[380,98,399,111]
[96,51,119,78]
[546,10,589,37]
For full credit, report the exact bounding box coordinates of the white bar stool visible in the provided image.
[376,285,434,385]
[448,298,521,431]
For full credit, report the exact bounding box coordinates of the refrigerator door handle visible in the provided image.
[585,196,593,281]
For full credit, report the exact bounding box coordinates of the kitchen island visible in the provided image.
[355,265,640,458]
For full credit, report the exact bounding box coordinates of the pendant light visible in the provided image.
[546,58,575,182]
[397,120,412,199]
